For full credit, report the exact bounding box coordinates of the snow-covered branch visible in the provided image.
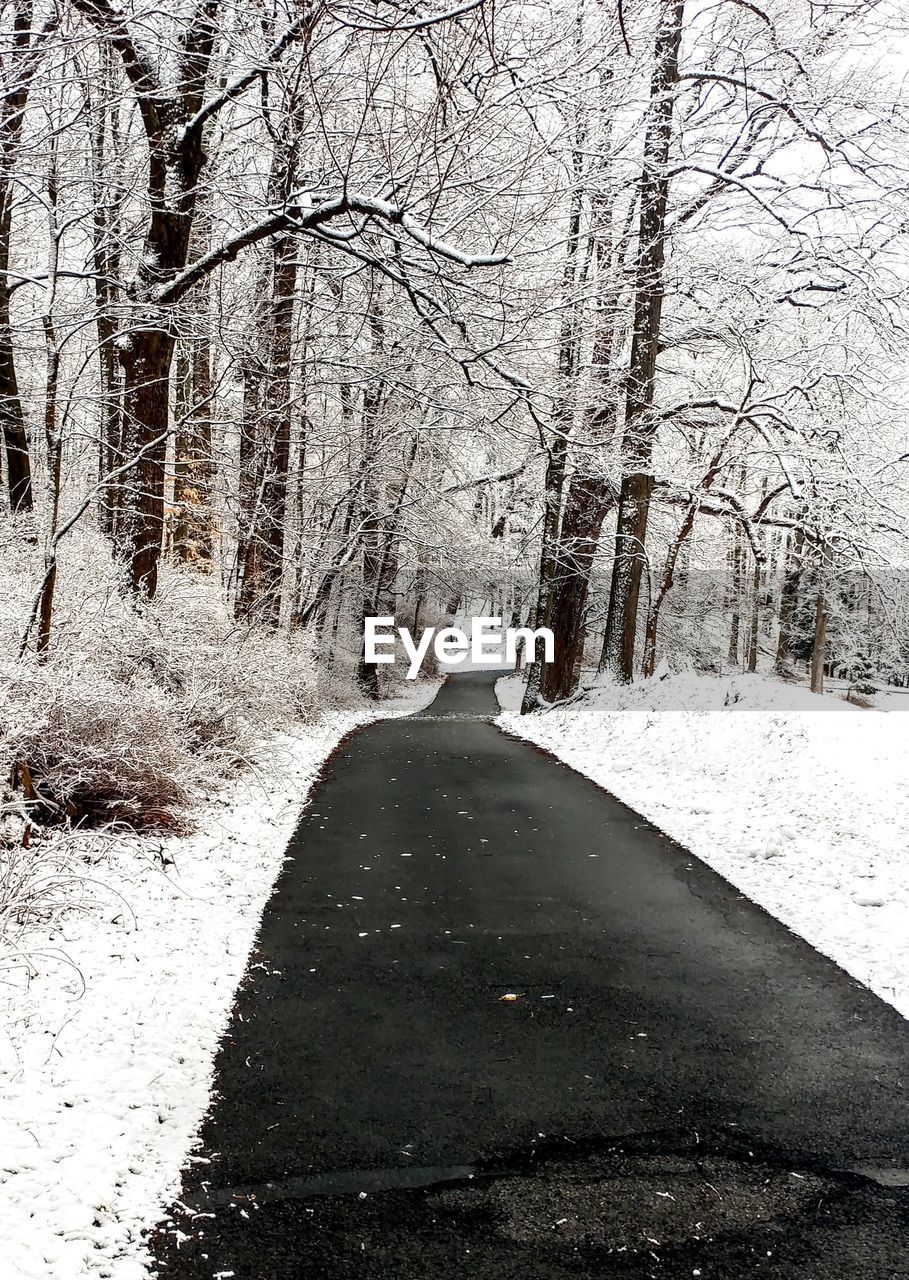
[157,192,508,306]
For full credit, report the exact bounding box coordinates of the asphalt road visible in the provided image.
[151,672,909,1278]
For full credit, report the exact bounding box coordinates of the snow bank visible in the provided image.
[497,671,909,1020]
[0,681,439,1280]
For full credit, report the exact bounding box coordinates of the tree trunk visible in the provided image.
[37,560,57,657]
[288,263,317,626]
[520,425,570,710]
[746,551,761,673]
[600,0,683,682]
[172,207,215,569]
[775,528,803,673]
[641,499,697,678]
[538,472,614,701]
[73,0,218,595]
[601,469,655,679]
[233,60,312,623]
[520,69,589,713]
[727,532,743,667]
[234,334,265,614]
[298,486,359,631]
[370,432,420,622]
[640,427,739,677]
[358,296,388,696]
[256,238,296,626]
[172,329,215,568]
[532,206,620,705]
[810,591,826,694]
[0,274,32,513]
[295,373,359,633]
[234,259,295,625]
[0,0,37,515]
[96,300,123,535]
[37,156,62,658]
[88,44,123,537]
[119,329,177,595]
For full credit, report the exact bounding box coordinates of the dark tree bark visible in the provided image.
[600,0,684,681]
[775,527,803,673]
[538,473,615,701]
[745,551,761,672]
[118,329,180,592]
[519,171,586,711]
[72,0,220,594]
[37,155,62,658]
[371,431,420,617]
[0,273,31,512]
[233,77,311,623]
[294,353,359,633]
[298,485,360,631]
[0,0,41,514]
[518,13,593,715]
[530,176,622,705]
[71,0,490,604]
[520,420,571,708]
[810,590,826,694]
[358,295,388,697]
[727,530,743,667]
[289,262,317,625]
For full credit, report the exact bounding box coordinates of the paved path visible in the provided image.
[152,673,909,1278]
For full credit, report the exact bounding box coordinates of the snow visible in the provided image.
[0,681,439,1280]
[497,670,909,1021]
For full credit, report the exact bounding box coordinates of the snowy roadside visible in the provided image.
[0,679,441,1280]
[497,672,909,1022]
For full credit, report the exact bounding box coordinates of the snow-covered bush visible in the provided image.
[1,669,200,833]
[0,525,367,839]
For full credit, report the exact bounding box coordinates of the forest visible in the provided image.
[4,6,909,1276]
[1,0,908,835]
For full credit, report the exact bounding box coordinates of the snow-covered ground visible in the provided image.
[0,681,439,1280]
[497,671,909,1021]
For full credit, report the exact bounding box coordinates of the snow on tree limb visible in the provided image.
[157,192,509,306]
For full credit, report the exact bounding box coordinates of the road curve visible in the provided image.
[152,672,909,1278]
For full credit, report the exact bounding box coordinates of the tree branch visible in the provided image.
[182,6,316,139]
[157,190,509,304]
[70,0,162,136]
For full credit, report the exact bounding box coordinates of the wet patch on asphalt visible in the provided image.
[151,1131,909,1279]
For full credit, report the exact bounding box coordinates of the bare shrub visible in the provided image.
[0,816,137,981]
[102,572,331,744]
[2,673,200,833]
[0,542,370,845]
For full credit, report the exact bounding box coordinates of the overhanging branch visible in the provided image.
[158,190,509,305]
